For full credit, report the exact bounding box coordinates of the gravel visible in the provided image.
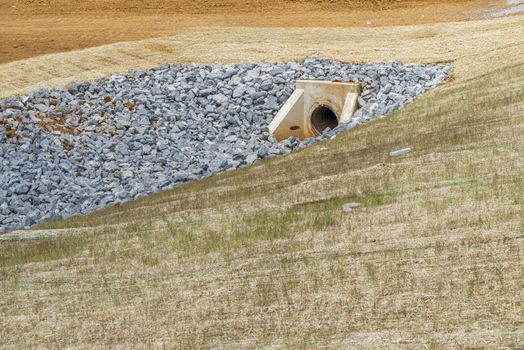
[0,58,451,233]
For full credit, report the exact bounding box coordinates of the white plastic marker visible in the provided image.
[389,147,412,157]
[342,202,360,213]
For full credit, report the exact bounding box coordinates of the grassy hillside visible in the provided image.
[1,58,523,347]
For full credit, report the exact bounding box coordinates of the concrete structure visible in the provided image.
[269,80,361,141]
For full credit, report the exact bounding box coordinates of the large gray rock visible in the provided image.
[14,183,30,195]
[245,153,258,165]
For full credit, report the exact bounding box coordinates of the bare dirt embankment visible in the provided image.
[0,0,505,64]
[1,13,523,100]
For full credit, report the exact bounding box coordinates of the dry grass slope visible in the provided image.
[1,14,524,99]
[1,55,523,348]
[0,0,502,63]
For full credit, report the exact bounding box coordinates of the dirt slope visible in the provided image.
[1,14,523,100]
[0,0,505,63]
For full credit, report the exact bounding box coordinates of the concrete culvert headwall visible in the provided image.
[311,105,338,135]
[268,79,361,141]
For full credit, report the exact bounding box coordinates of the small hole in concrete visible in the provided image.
[290,126,300,131]
[310,105,338,135]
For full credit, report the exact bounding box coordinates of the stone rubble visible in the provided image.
[0,58,451,232]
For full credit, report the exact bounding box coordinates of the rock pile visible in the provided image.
[0,58,450,232]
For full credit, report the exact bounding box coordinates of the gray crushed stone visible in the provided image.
[0,58,451,233]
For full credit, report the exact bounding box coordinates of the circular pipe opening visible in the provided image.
[310,105,338,135]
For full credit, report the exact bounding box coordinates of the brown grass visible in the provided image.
[0,0,504,63]
[1,46,523,347]
[1,13,524,99]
